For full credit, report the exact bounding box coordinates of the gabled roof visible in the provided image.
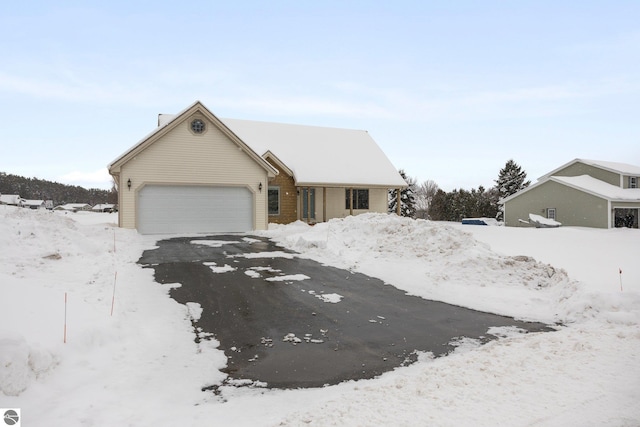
[501,174,640,204]
[551,175,640,201]
[0,195,22,205]
[263,150,294,177]
[221,118,407,188]
[54,203,92,211]
[136,106,406,188]
[540,158,640,180]
[92,204,115,210]
[108,101,277,178]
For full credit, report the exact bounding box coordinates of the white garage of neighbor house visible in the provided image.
[108,101,407,234]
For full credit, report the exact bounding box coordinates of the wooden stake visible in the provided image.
[619,268,623,292]
[64,292,67,343]
[111,271,117,316]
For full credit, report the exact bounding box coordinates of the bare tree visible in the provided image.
[415,180,439,219]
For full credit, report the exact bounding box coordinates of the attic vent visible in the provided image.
[190,119,206,134]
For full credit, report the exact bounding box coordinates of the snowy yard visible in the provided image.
[1,206,638,426]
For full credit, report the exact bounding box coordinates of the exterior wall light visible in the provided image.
[127,179,132,190]
[259,182,263,193]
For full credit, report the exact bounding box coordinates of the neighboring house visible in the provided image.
[23,199,46,209]
[0,194,24,206]
[54,203,92,212]
[108,100,406,234]
[92,204,116,213]
[501,159,640,229]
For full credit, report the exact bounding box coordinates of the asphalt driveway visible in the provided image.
[138,235,551,389]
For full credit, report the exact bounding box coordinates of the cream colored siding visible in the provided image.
[118,117,269,230]
[323,187,388,219]
[554,162,620,186]
[504,180,609,228]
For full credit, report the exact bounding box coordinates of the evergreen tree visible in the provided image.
[0,171,115,206]
[389,169,417,218]
[429,189,450,221]
[426,186,499,222]
[495,159,530,220]
[495,159,531,200]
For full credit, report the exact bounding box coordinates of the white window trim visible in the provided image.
[547,208,556,220]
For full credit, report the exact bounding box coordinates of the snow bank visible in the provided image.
[0,207,227,420]
[0,333,57,396]
[259,214,639,324]
[2,207,638,426]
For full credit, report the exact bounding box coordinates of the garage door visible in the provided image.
[137,185,253,234]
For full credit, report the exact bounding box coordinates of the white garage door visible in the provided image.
[137,185,253,234]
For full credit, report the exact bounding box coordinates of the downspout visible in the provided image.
[323,187,327,222]
[349,188,353,216]
[115,174,122,228]
[307,187,311,223]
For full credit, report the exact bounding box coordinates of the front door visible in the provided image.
[302,188,315,222]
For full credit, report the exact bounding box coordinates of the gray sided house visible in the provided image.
[501,159,640,229]
[108,101,407,235]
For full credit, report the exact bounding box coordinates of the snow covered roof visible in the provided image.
[118,103,406,188]
[540,158,640,180]
[108,101,278,178]
[54,203,92,211]
[550,175,640,201]
[92,204,115,211]
[0,195,22,205]
[221,118,407,187]
[501,174,640,204]
[158,114,175,127]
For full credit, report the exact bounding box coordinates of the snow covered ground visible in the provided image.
[1,206,638,426]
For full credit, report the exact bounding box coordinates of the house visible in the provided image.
[0,194,24,206]
[501,159,640,228]
[91,204,116,213]
[54,203,92,212]
[22,199,46,209]
[108,101,407,234]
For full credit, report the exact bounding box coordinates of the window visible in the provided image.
[190,119,206,134]
[345,189,369,210]
[547,208,556,220]
[630,177,638,189]
[302,188,315,219]
[268,186,279,215]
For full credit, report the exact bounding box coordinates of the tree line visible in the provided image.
[0,172,117,206]
[389,159,530,222]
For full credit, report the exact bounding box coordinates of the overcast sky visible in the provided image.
[1,1,638,191]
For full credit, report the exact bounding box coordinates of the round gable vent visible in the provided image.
[190,119,206,134]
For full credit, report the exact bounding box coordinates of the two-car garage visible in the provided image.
[137,185,254,234]
[108,101,277,234]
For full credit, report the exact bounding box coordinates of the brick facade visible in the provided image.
[267,159,298,224]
